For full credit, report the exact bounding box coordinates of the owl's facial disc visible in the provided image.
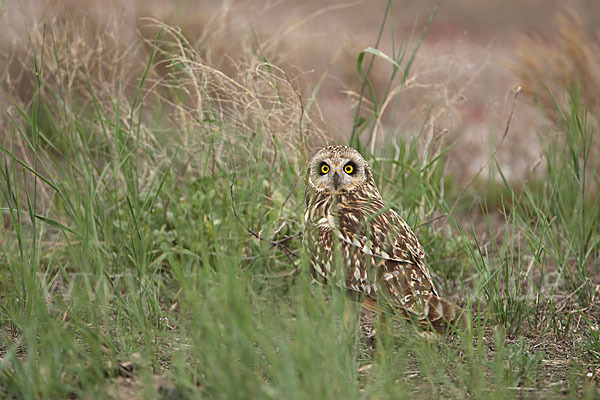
[312,157,363,194]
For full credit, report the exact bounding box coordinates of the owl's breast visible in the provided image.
[315,211,336,231]
[305,193,338,228]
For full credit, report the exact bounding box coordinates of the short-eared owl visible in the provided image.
[304,145,461,330]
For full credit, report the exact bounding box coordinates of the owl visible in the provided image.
[304,145,462,331]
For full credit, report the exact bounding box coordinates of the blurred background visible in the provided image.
[2,0,599,183]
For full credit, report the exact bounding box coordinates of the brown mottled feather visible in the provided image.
[304,145,462,331]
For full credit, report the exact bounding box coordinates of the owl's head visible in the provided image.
[307,145,374,194]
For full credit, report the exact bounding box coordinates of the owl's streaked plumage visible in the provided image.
[304,145,461,330]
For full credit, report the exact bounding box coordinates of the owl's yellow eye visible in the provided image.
[344,163,354,174]
[320,163,330,174]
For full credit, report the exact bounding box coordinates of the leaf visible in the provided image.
[35,214,79,237]
[359,47,402,71]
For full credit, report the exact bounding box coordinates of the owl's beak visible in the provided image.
[333,172,340,189]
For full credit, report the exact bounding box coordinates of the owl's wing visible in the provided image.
[335,200,440,316]
[374,209,463,329]
[386,208,438,296]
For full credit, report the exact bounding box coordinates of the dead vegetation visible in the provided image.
[2,0,597,185]
[514,9,600,191]
[0,8,328,215]
[515,9,600,121]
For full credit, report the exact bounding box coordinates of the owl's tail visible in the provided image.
[362,295,465,332]
[420,295,466,331]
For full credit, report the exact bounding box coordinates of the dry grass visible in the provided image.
[515,9,600,120]
[4,1,600,186]
[0,7,328,213]
[514,8,600,195]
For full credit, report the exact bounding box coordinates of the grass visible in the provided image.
[1,3,599,399]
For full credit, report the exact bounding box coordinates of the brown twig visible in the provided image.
[416,213,448,229]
